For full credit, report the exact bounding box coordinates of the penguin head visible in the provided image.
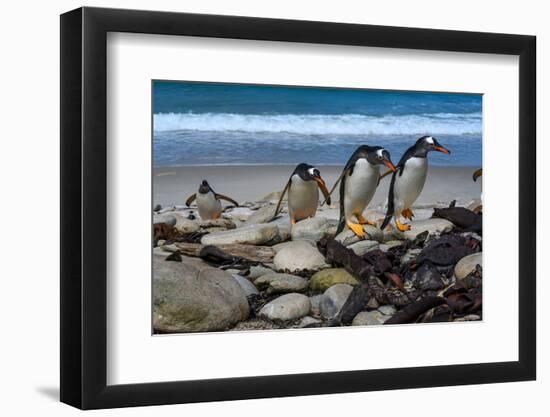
[366,147,397,171]
[198,180,212,194]
[295,163,328,186]
[416,136,451,156]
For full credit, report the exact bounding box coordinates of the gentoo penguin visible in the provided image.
[333,145,397,238]
[185,180,239,220]
[472,168,483,213]
[381,136,450,231]
[272,163,331,224]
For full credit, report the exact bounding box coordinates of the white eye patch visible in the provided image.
[425,136,434,144]
[308,168,316,176]
[376,149,384,158]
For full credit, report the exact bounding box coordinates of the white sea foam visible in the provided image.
[153,112,482,136]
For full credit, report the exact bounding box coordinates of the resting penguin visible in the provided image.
[185,180,239,220]
[381,136,451,232]
[272,163,331,224]
[332,145,397,238]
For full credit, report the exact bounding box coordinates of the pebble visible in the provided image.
[399,218,454,240]
[335,225,383,245]
[273,241,329,272]
[201,224,280,246]
[454,252,482,279]
[294,316,323,328]
[378,305,397,315]
[352,310,389,326]
[259,293,311,321]
[348,240,380,256]
[309,268,359,292]
[254,273,308,294]
[243,204,278,225]
[232,275,259,297]
[320,283,354,319]
[153,213,177,226]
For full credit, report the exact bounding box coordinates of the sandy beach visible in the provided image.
[153,165,481,210]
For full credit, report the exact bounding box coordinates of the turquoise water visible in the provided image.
[153,81,482,167]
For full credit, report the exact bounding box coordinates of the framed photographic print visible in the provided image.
[60,6,536,410]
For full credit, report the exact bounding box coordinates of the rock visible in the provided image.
[294,316,322,328]
[467,199,483,211]
[401,248,422,264]
[272,239,315,253]
[243,204,278,225]
[378,304,397,316]
[309,268,359,292]
[454,252,483,279]
[352,310,389,326]
[230,318,281,331]
[254,273,308,294]
[309,295,323,317]
[454,314,481,322]
[153,246,174,257]
[291,217,331,241]
[232,275,259,296]
[153,257,249,333]
[273,241,329,272]
[314,208,341,221]
[259,293,311,321]
[224,207,256,222]
[348,240,380,256]
[199,218,236,229]
[247,265,276,280]
[379,241,403,251]
[153,213,176,226]
[201,224,280,246]
[173,215,200,234]
[366,297,380,309]
[260,190,286,203]
[399,218,454,240]
[320,283,354,319]
[335,225,383,245]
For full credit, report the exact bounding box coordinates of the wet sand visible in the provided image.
[153,165,481,209]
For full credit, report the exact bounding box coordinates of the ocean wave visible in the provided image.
[153,112,482,136]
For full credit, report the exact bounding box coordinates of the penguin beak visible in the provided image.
[473,168,482,182]
[314,176,331,206]
[434,146,450,155]
[383,160,397,172]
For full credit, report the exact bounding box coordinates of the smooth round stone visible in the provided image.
[348,240,380,256]
[254,273,307,294]
[273,241,329,272]
[352,310,389,326]
[309,295,323,317]
[243,204,278,225]
[320,283,354,319]
[291,217,331,242]
[232,275,259,297]
[455,252,483,279]
[153,213,177,226]
[247,265,277,280]
[294,316,322,328]
[379,241,403,251]
[201,224,280,246]
[335,225,383,245]
[259,293,311,321]
[378,305,397,315]
[309,268,359,292]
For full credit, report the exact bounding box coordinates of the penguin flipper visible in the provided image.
[185,193,197,207]
[378,169,394,186]
[215,193,239,207]
[321,171,344,206]
[380,170,398,230]
[271,179,291,221]
[335,169,350,235]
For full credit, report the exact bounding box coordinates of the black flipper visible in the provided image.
[215,193,239,207]
[335,167,351,235]
[185,193,197,207]
[270,179,291,221]
[380,169,398,230]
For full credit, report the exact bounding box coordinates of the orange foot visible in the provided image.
[401,208,414,220]
[395,218,411,232]
[291,218,297,225]
[355,213,376,226]
[347,221,367,238]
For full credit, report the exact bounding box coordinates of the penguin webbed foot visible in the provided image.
[401,208,414,221]
[355,213,376,226]
[347,221,367,238]
[395,219,411,232]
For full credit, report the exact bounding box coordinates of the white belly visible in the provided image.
[393,157,428,213]
[288,175,319,221]
[196,191,222,220]
[343,159,380,220]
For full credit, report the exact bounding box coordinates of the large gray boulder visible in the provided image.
[273,241,329,272]
[320,283,354,319]
[153,256,249,333]
[201,223,280,246]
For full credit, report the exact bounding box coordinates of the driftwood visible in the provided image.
[168,242,275,263]
[384,296,444,325]
[324,239,374,283]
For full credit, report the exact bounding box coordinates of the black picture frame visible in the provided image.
[60,6,536,410]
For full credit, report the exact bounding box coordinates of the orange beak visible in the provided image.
[315,177,331,206]
[383,160,397,172]
[434,146,450,155]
